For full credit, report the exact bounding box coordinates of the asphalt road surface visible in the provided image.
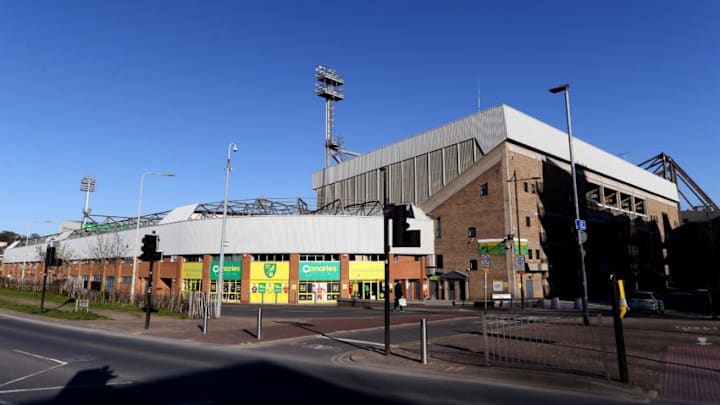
[0,312,647,405]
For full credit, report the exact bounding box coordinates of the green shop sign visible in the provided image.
[476,239,528,256]
[210,261,242,280]
[299,261,340,281]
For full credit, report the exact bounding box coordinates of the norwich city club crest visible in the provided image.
[263,263,277,278]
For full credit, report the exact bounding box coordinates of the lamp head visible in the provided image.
[549,84,569,94]
[232,145,238,153]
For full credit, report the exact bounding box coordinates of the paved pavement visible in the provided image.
[3,296,720,403]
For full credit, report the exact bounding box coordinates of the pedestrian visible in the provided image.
[710,287,720,320]
[394,280,403,312]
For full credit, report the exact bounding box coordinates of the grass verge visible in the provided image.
[0,298,108,320]
[0,287,187,319]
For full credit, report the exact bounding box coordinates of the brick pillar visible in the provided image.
[340,253,350,299]
[288,253,299,304]
[202,254,212,295]
[241,254,251,303]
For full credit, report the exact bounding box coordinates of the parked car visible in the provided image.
[628,291,665,314]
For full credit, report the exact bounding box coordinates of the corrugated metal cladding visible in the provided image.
[444,144,459,181]
[311,105,508,188]
[416,156,429,201]
[313,105,510,207]
[4,213,435,263]
[390,162,402,202]
[367,170,378,201]
[402,159,415,202]
[429,149,443,196]
[459,139,475,173]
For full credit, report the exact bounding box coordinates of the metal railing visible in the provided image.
[429,310,611,379]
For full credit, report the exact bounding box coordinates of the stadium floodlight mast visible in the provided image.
[216,142,238,318]
[80,176,96,229]
[130,172,175,303]
[549,83,590,326]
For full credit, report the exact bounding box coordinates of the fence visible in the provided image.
[185,291,217,319]
[1,278,188,313]
[429,310,612,379]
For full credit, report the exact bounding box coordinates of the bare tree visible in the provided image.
[86,233,129,262]
[85,233,129,297]
[32,242,75,293]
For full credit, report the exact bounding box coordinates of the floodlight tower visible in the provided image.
[80,176,96,229]
[316,65,359,168]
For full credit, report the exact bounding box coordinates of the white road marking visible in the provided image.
[278,310,327,313]
[11,350,66,365]
[320,336,387,348]
[0,381,133,394]
[0,350,68,388]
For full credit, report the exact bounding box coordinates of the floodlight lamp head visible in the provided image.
[549,84,569,94]
[232,145,238,152]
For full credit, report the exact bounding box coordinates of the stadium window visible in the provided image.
[531,183,537,193]
[435,217,442,238]
[525,216,531,227]
[469,259,478,270]
[467,227,476,238]
[436,254,444,269]
[528,250,533,259]
[480,183,488,196]
[523,182,528,192]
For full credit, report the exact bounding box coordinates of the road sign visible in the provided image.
[578,230,588,244]
[575,219,587,230]
[480,254,491,269]
[515,254,525,271]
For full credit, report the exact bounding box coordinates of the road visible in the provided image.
[0,311,647,405]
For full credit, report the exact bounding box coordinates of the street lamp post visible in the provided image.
[131,172,175,303]
[549,83,590,326]
[508,171,540,310]
[216,143,238,318]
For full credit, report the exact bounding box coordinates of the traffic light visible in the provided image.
[140,234,159,261]
[45,246,63,267]
[391,204,421,247]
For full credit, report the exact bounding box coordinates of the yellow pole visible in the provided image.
[618,279,629,319]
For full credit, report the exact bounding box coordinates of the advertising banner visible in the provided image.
[249,262,290,304]
[477,239,528,255]
[210,261,242,280]
[348,261,384,280]
[182,262,203,279]
[299,261,340,281]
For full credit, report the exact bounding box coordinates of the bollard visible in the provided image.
[256,307,263,340]
[420,318,428,365]
[551,297,560,310]
[202,295,208,334]
[482,311,489,366]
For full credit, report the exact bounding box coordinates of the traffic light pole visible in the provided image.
[40,244,62,313]
[144,259,155,330]
[382,168,391,356]
[40,245,52,313]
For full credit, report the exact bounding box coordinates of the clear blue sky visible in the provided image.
[1,0,718,237]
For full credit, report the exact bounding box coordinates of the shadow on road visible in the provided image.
[35,360,404,405]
